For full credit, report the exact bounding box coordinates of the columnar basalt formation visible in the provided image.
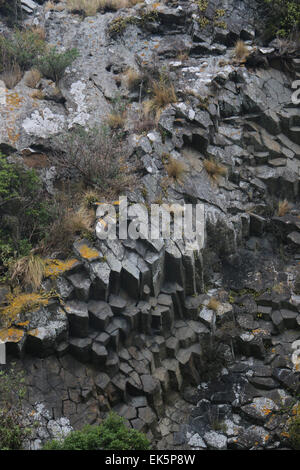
[0,0,300,450]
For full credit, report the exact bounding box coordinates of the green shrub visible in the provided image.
[263,0,300,38]
[288,415,300,449]
[36,47,79,83]
[43,412,151,450]
[50,125,136,197]
[0,366,29,450]
[0,153,52,278]
[0,412,27,450]
[0,29,46,72]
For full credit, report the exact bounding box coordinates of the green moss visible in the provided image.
[288,415,300,449]
[263,0,300,38]
[108,10,159,37]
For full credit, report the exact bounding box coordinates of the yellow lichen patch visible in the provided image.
[0,292,51,326]
[78,244,100,260]
[6,91,24,109]
[0,327,24,342]
[44,258,78,278]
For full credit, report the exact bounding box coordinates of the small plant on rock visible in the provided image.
[123,67,142,91]
[203,158,227,182]
[0,29,46,72]
[288,415,300,449]
[234,40,250,61]
[9,254,45,291]
[50,125,137,198]
[277,199,290,217]
[207,297,221,312]
[36,47,79,83]
[1,61,22,89]
[166,158,186,181]
[144,73,177,121]
[24,68,42,88]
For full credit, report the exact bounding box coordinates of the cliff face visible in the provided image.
[0,0,300,450]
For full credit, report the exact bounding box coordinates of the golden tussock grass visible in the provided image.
[31,89,44,100]
[234,40,250,61]
[203,158,227,182]
[30,26,46,40]
[106,111,126,129]
[25,69,42,89]
[277,199,290,217]
[144,80,177,121]
[67,0,141,15]
[45,1,58,11]
[166,158,186,181]
[9,255,45,291]
[123,67,141,90]
[207,297,221,312]
[1,63,22,89]
[46,205,95,252]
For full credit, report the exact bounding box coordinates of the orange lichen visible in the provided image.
[252,328,268,336]
[0,327,24,342]
[7,128,20,145]
[6,91,23,109]
[78,244,99,260]
[0,292,51,325]
[261,406,272,416]
[16,320,29,327]
[44,258,78,278]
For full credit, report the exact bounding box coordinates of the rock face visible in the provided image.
[1,0,300,451]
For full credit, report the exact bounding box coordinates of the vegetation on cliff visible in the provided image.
[0,365,29,450]
[263,0,300,38]
[43,412,150,450]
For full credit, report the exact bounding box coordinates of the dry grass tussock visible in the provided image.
[67,0,142,15]
[144,79,177,121]
[51,126,138,199]
[106,111,126,129]
[166,158,186,181]
[30,26,46,40]
[203,158,227,182]
[1,62,22,89]
[25,68,42,88]
[123,67,142,90]
[234,40,250,61]
[277,199,290,217]
[207,297,221,312]
[45,203,95,253]
[9,254,45,291]
[45,1,65,11]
